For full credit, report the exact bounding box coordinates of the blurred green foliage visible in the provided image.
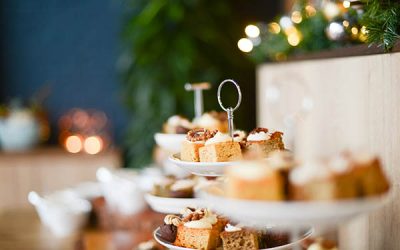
[121,0,255,168]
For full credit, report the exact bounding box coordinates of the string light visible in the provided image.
[351,27,359,35]
[84,136,103,155]
[245,25,260,38]
[288,33,301,46]
[342,20,350,28]
[279,16,293,29]
[237,38,253,52]
[291,11,303,24]
[268,22,281,34]
[305,5,316,17]
[65,135,83,153]
[343,1,351,8]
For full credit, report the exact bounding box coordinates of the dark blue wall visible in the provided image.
[0,0,127,144]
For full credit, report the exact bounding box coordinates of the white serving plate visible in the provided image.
[154,133,186,153]
[153,227,313,250]
[168,153,240,177]
[144,193,206,214]
[200,184,393,227]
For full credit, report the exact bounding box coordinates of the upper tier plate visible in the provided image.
[199,184,393,228]
[153,227,313,250]
[168,153,240,177]
[144,193,206,214]
[154,133,186,153]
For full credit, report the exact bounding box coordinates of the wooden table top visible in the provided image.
[0,208,164,250]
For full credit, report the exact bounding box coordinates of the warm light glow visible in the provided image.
[291,11,303,24]
[343,0,351,8]
[284,26,297,36]
[287,33,301,46]
[359,26,368,42]
[305,5,316,17]
[84,136,103,155]
[342,20,350,28]
[245,25,260,38]
[65,135,83,153]
[360,26,367,34]
[268,22,281,34]
[237,38,253,52]
[279,16,293,29]
[351,27,359,35]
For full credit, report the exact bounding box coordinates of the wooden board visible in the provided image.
[257,52,400,250]
[0,147,121,210]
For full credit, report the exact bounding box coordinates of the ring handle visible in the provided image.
[217,79,242,138]
[217,79,242,112]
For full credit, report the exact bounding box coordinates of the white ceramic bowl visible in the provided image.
[154,133,186,153]
[96,167,146,215]
[28,190,91,237]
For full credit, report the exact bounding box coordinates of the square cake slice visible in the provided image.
[220,228,259,250]
[199,141,242,162]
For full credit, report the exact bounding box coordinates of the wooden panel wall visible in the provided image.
[0,148,121,211]
[257,52,400,250]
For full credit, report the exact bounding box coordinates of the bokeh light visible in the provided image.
[65,135,83,153]
[84,136,103,155]
[291,11,303,24]
[245,25,260,38]
[268,22,281,34]
[237,38,253,52]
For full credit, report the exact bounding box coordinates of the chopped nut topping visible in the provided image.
[249,127,269,134]
[186,128,217,142]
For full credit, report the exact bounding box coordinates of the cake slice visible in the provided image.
[245,128,284,159]
[289,157,358,200]
[181,129,216,162]
[199,132,242,162]
[225,162,285,200]
[174,208,227,250]
[220,224,259,250]
[192,111,228,133]
[347,152,390,196]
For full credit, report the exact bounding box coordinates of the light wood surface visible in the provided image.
[0,147,121,210]
[0,207,164,250]
[257,52,400,250]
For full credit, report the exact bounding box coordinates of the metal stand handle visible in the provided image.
[185,82,211,119]
[217,79,242,138]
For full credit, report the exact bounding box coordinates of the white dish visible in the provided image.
[200,184,393,227]
[145,193,206,214]
[28,190,91,237]
[154,133,186,153]
[168,153,240,177]
[153,227,313,250]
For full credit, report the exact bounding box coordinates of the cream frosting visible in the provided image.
[233,130,246,142]
[193,113,219,128]
[350,151,375,165]
[228,162,273,180]
[224,224,242,232]
[247,131,269,141]
[266,151,294,170]
[328,155,351,174]
[167,115,192,128]
[205,132,232,146]
[183,212,217,229]
[290,161,331,185]
[170,179,196,191]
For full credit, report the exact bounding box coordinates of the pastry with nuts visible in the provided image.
[199,131,242,162]
[159,207,228,250]
[245,128,284,159]
[192,111,229,133]
[163,115,193,134]
[181,128,216,162]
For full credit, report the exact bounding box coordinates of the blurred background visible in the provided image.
[0,0,283,168]
[0,0,399,249]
